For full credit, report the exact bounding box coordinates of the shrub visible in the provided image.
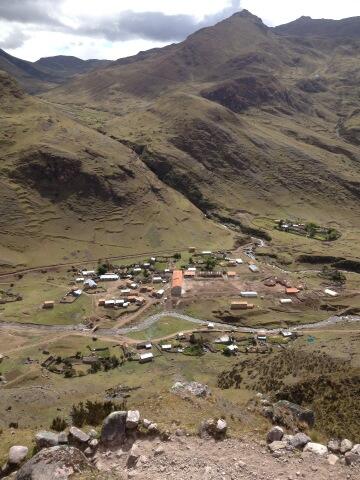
[51,416,67,432]
[70,400,127,427]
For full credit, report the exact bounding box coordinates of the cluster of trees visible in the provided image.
[320,266,346,285]
[89,355,121,374]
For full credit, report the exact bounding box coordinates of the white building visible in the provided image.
[139,352,154,363]
[249,264,259,273]
[324,289,338,297]
[280,298,293,304]
[100,274,119,281]
[240,291,258,298]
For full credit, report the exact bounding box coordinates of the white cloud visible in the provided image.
[2,0,359,61]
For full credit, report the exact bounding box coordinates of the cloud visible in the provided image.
[0,0,63,26]
[78,0,242,42]
[0,29,29,49]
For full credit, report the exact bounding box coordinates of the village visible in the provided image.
[0,236,354,376]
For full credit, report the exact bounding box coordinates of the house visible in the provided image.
[104,300,115,308]
[249,264,259,273]
[82,270,95,276]
[188,247,196,253]
[240,291,258,298]
[84,279,97,289]
[280,298,293,304]
[171,270,183,297]
[120,289,131,296]
[135,297,146,306]
[123,302,130,308]
[72,289,82,297]
[231,301,253,310]
[285,288,300,295]
[224,344,238,355]
[153,276,163,284]
[281,331,293,338]
[236,258,243,264]
[161,344,172,351]
[114,299,125,306]
[188,267,197,272]
[136,342,152,350]
[228,260,237,266]
[227,271,236,278]
[98,299,106,306]
[43,301,54,309]
[201,251,212,256]
[215,335,231,345]
[257,335,267,342]
[324,288,338,297]
[139,352,154,363]
[155,289,165,298]
[207,322,215,329]
[184,270,196,278]
[100,274,119,281]
[75,277,85,283]
[133,268,142,274]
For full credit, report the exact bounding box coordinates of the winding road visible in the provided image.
[0,311,359,339]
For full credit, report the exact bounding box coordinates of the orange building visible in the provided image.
[171,270,184,297]
[286,287,300,295]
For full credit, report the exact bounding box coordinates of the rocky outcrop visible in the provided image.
[100,411,127,446]
[171,381,210,398]
[15,446,91,480]
[35,431,59,450]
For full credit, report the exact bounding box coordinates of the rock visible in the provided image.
[154,445,165,456]
[8,446,28,465]
[327,439,340,453]
[127,444,140,467]
[350,444,360,455]
[272,400,315,428]
[171,381,210,398]
[147,423,158,433]
[327,454,339,465]
[35,431,59,450]
[89,439,98,448]
[69,427,90,446]
[266,426,284,443]
[142,419,151,429]
[345,451,360,466]
[84,447,93,457]
[282,434,294,444]
[268,441,287,453]
[101,411,127,446]
[289,433,311,449]
[126,410,140,430]
[15,446,91,480]
[216,419,227,435]
[57,432,68,445]
[340,439,353,454]
[88,429,98,439]
[303,442,328,456]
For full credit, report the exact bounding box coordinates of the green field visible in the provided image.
[127,316,200,340]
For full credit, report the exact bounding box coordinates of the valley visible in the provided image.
[0,7,359,478]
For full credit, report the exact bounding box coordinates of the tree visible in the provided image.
[205,257,216,271]
[97,263,108,276]
[305,222,318,238]
[326,229,339,241]
[174,253,181,260]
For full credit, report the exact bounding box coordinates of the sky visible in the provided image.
[0,0,359,62]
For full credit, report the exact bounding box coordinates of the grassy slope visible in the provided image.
[43,13,360,260]
[0,71,234,272]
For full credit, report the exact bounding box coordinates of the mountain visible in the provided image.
[0,70,231,269]
[0,49,111,93]
[1,11,360,269]
[274,15,360,38]
[46,11,360,220]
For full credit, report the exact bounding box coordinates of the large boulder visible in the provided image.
[35,432,59,450]
[272,401,315,428]
[68,427,90,447]
[266,426,284,443]
[199,418,226,439]
[268,441,288,454]
[126,410,140,430]
[171,381,210,398]
[289,432,311,449]
[340,438,353,454]
[327,439,340,453]
[304,442,328,456]
[100,411,127,446]
[8,446,28,466]
[15,446,91,480]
